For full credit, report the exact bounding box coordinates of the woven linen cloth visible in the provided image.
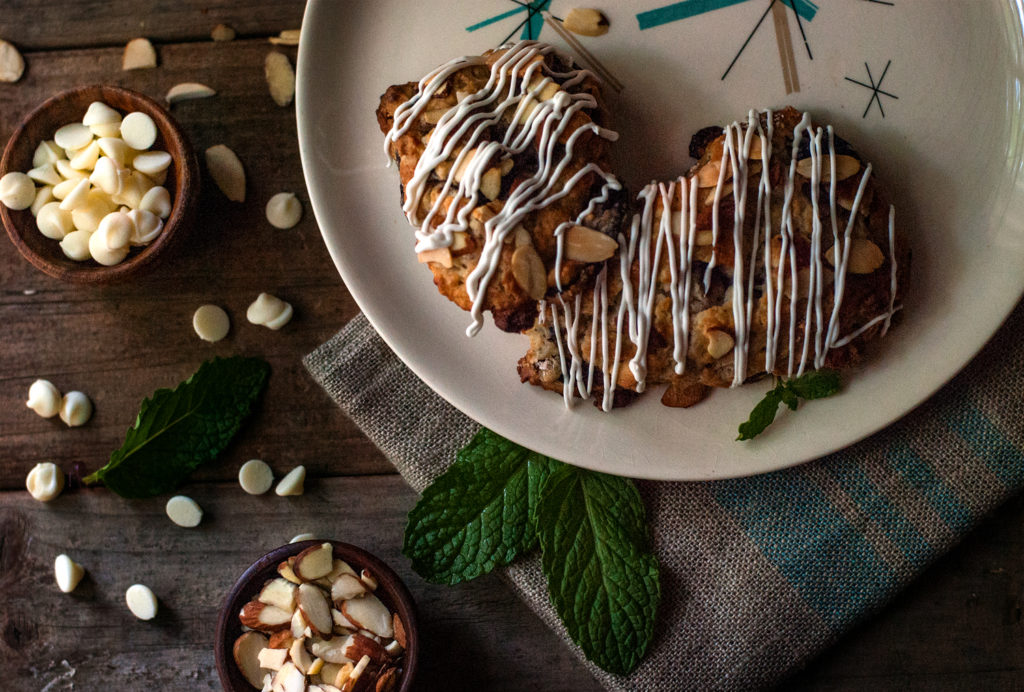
[304,300,1024,691]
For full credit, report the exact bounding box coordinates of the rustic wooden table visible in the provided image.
[0,2,1022,690]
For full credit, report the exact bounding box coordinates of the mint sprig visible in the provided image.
[737,369,841,440]
[403,428,660,676]
[83,356,270,498]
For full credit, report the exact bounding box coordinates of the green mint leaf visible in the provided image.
[780,386,800,412]
[536,466,660,676]
[403,428,558,585]
[737,383,784,441]
[786,368,842,400]
[83,356,270,498]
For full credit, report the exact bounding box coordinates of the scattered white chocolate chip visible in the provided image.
[25,462,64,502]
[275,465,306,496]
[238,459,274,495]
[26,379,61,417]
[290,533,316,544]
[268,29,301,46]
[265,192,302,229]
[53,123,93,151]
[0,38,25,83]
[211,23,236,41]
[120,112,158,151]
[37,203,73,240]
[264,52,296,107]
[246,293,293,330]
[166,82,216,105]
[59,391,93,427]
[122,37,157,70]
[205,144,246,202]
[54,554,85,593]
[0,172,35,210]
[193,304,231,342]
[139,186,171,219]
[125,583,158,620]
[165,495,203,528]
[60,230,92,261]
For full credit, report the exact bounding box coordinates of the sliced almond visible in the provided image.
[311,634,356,664]
[205,144,246,202]
[796,154,861,182]
[267,630,294,650]
[331,574,367,603]
[233,631,270,688]
[308,657,325,677]
[827,237,884,274]
[257,645,289,671]
[332,607,357,633]
[289,636,314,675]
[479,167,501,201]
[294,543,335,581]
[375,666,400,692]
[358,570,378,592]
[278,559,302,585]
[274,661,306,692]
[341,594,393,639]
[269,29,301,46]
[563,225,618,263]
[325,559,357,582]
[166,82,217,105]
[343,633,390,666]
[706,330,735,360]
[332,662,355,687]
[511,245,546,300]
[417,247,452,268]
[259,578,298,612]
[0,39,25,83]
[265,52,296,107]
[562,8,610,36]
[240,601,293,633]
[319,663,343,686]
[392,614,407,649]
[298,583,334,636]
[696,159,730,188]
[290,606,309,639]
[122,37,157,70]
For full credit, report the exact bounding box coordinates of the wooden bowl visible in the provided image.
[0,85,199,283]
[214,540,419,692]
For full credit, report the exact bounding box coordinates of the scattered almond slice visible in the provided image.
[265,52,296,107]
[293,543,334,581]
[268,29,301,46]
[205,144,246,202]
[122,37,157,70]
[0,38,25,82]
[233,631,270,688]
[297,583,333,636]
[166,82,216,105]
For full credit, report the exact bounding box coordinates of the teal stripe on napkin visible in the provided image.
[889,441,974,533]
[949,404,1024,487]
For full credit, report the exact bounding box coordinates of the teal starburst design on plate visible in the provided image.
[467,0,558,45]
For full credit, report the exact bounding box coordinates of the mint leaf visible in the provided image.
[536,466,660,676]
[737,370,842,441]
[83,356,270,498]
[403,428,558,584]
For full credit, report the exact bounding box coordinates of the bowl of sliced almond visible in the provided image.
[215,540,418,692]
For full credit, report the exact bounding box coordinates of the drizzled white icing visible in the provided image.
[383,41,621,337]
[543,109,902,410]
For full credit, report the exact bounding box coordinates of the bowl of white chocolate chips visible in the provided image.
[0,85,199,282]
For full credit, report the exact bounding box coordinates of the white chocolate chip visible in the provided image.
[132,151,171,176]
[25,462,65,502]
[90,156,122,196]
[166,82,216,105]
[127,209,163,245]
[120,112,158,151]
[59,391,93,427]
[30,185,54,216]
[246,293,293,330]
[139,186,171,219]
[88,229,129,265]
[97,211,134,249]
[238,459,274,495]
[265,192,302,229]
[0,172,35,210]
[54,554,85,593]
[71,191,116,232]
[204,144,246,202]
[165,495,203,528]
[60,230,93,261]
[69,141,101,171]
[37,202,74,240]
[82,101,121,128]
[58,178,92,211]
[27,163,62,186]
[122,38,157,70]
[32,140,63,167]
[55,159,87,181]
[97,138,131,167]
[111,171,152,209]
[289,533,316,544]
[53,123,93,151]
[264,52,296,107]
[0,39,25,83]
[90,122,123,138]
[26,379,61,417]
[125,583,158,620]
[275,465,306,496]
[211,23,236,41]
[193,304,230,342]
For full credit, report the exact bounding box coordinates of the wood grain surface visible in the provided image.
[0,2,1022,691]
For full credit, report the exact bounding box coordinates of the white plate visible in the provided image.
[297,0,1024,480]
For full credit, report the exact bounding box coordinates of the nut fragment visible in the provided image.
[54,554,85,593]
[26,462,64,502]
[166,82,217,105]
[297,583,334,636]
[341,593,394,638]
[563,225,618,262]
[417,247,452,268]
[239,601,292,632]
[294,543,334,581]
[562,8,610,36]
[660,379,710,408]
[205,144,246,202]
[233,631,269,688]
[706,330,735,360]
[511,245,546,300]
[122,37,157,70]
[259,578,298,612]
[826,237,884,274]
[265,52,296,107]
[0,38,25,82]
[796,154,861,182]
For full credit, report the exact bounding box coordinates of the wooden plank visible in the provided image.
[0,476,600,691]
[0,39,397,489]
[0,0,307,51]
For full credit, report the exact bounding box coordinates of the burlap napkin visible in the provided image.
[304,299,1024,691]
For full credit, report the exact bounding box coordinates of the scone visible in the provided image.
[376,41,626,334]
[518,107,909,409]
